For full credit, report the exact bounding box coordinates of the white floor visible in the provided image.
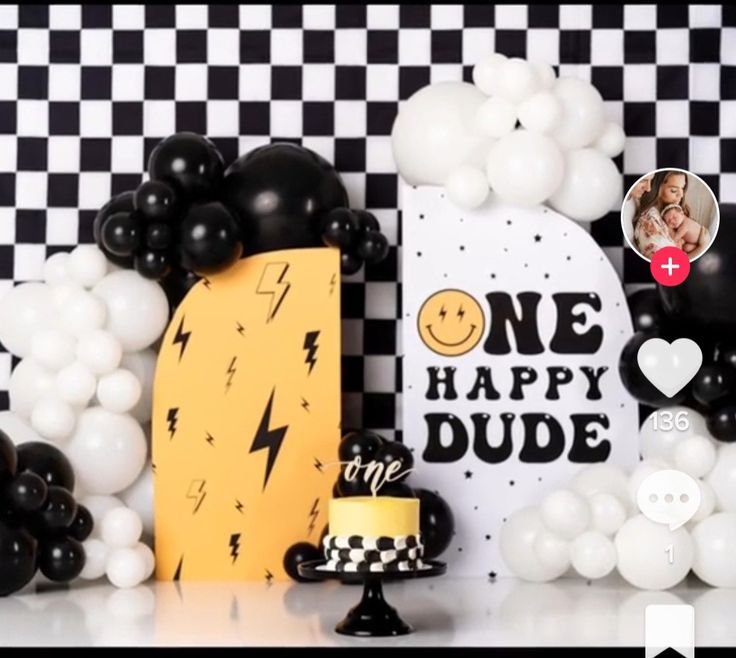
[0,574,733,647]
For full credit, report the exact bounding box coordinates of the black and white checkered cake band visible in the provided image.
[324,546,423,564]
[316,558,427,574]
[322,534,421,551]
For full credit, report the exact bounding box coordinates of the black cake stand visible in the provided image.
[298,560,446,637]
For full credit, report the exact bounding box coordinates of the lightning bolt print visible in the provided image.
[172,316,191,361]
[256,262,291,322]
[303,330,320,375]
[229,533,241,564]
[457,305,466,321]
[225,356,237,393]
[314,457,323,473]
[301,397,310,413]
[235,499,244,514]
[439,305,447,321]
[249,388,289,491]
[205,432,214,446]
[167,408,179,440]
[186,479,207,514]
[329,272,337,296]
[236,322,245,336]
[307,497,320,536]
[265,569,274,583]
[203,278,211,289]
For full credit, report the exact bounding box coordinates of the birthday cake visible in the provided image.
[319,496,427,573]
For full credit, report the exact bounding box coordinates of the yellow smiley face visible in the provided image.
[417,289,485,357]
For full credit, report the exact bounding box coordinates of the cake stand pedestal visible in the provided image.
[298,560,446,637]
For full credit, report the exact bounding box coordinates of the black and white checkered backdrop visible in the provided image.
[0,4,734,439]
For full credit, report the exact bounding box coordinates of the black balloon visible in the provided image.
[38,536,85,582]
[659,204,736,330]
[146,222,173,250]
[354,209,380,233]
[357,231,389,265]
[134,248,171,280]
[692,364,736,408]
[374,441,414,482]
[68,505,94,542]
[716,343,736,370]
[340,251,363,275]
[627,289,665,333]
[707,405,736,442]
[101,212,141,258]
[283,542,321,583]
[16,442,75,492]
[0,523,37,596]
[0,429,17,484]
[93,191,136,267]
[6,471,47,512]
[338,431,384,463]
[161,267,201,310]
[331,481,342,498]
[619,331,689,407]
[415,488,454,559]
[222,143,349,255]
[336,473,372,497]
[134,180,178,222]
[32,486,77,534]
[149,132,224,201]
[321,208,359,250]
[178,202,243,275]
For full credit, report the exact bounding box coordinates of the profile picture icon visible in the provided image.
[621,168,719,262]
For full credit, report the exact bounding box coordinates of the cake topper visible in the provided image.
[330,456,413,497]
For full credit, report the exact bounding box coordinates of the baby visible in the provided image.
[662,204,701,253]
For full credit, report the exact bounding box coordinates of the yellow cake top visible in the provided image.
[329,496,420,537]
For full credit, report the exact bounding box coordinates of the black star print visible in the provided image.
[464,470,473,479]
[488,571,497,580]
[485,534,491,541]
[566,256,572,261]
[509,480,515,486]
[544,273,550,279]
[534,234,542,242]
[506,220,512,225]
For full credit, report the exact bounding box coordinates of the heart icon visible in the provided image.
[637,338,703,398]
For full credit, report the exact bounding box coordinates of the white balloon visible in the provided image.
[487,130,564,205]
[472,52,507,95]
[540,489,590,540]
[76,329,123,376]
[639,406,708,463]
[391,81,492,186]
[674,435,717,479]
[570,531,616,579]
[30,396,76,443]
[692,479,716,522]
[80,538,109,580]
[517,91,562,134]
[589,492,627,536]
[551,77,606,149]
[101,507,143,548]
[43,252,71,286]
[93,271,169,352]
[119,350,156,424]
[120,463,154,536]
[531,61,556,89]
[475,96,517,138]
[0,411,42,445]
[106,547,146,589]
[68,245,108,289]
[533,529,570,573]
[30,328,77,372]
[628,460,670,507]
[50,282,79,310]
[500,507,569,582]
[495,57,540,103]
[571,463,632,511]
[707,444,736,512]
[0,283,56,357]
[444,165,489,210]
[134,542,155,581]
[97,369,142,414]
[81,494,125,538]
[615,515,693,590]
[66,407,147,495]
[691,513,736,587]
[55,361,97,407]
[58,288,107,337]
[9,358,55,418]
[594,122,626,158]
[548,148,621,222]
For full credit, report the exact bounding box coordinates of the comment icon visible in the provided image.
[636,469,701,530]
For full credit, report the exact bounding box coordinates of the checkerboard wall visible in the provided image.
[0,4,734,439]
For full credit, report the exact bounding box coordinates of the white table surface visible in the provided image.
[0,574,733,648]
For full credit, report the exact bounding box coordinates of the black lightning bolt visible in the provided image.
[203,278,211,289]
[307,497,319,536]
[225,356,237,393]
[236,322,245,336]
[439,305,447,321]
[173,555,183,580]
[151,462,157,474]
[235,499,244,514]
[329,273,337,296]
[172,317,191,361]
[457,306,465,321]
[249,388,289,491]
[256,262,291,322]
[167,408,179,439]
[229,533,241,564]
[303,330,320,375]
[205,432,214,446]
[301,397,310,412]
[186,479,207,514]
[314,457,323,472]
[265,569,274,583]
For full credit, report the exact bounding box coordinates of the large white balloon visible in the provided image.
[551,77,606,149]
[706,443,736,512]
[517,91,562,134]
[539,489,590,540]
[0,411,42,445]
[533,529,570,573]
[391,81,492,186]
[119,350,157,424]
[639,406,709,463]
[9,358,55,418]
[548,148,621,222]
[120,463,153,536]
[30,328,77,371]
[570,531,616,579]
[0,283,55,357]
[500,507,569,582]
[691,513,736,587]
[93,271,169,352]
[472,52,507,95]
[486,130,564,205]
[615,515,693,590]
[68,245,108,289]
[66,407,147,495]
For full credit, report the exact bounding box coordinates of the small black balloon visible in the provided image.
[6,471,47,512]
[340,251,363,275]
[178,202,243,275]
[378,482,415,498]
[149,132,224,201]
[93,191,136,267]
[717,345,736,370]
[0,430,17,484]
[68,505,94,542]
[145,222,173,250]
[331,482,342,498]
[134,248,171,280]
[357,231,389,265]
[160,267,201,311]
[415,488,455,559]
[692,364,736,408]
[283,542,321,583]
[354,209,380,233]
[707,405,736,443]
[101,212,142,258]
[336,473,372,497]
[627,289,665,333]
[134,180,177,222]
[374,441,414,482]
[33,485,78,533]
[0,523,37,596]
[16,442,75,492]
[38,536,85,582]
[321,208,360,250]
[338,431,384,463]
